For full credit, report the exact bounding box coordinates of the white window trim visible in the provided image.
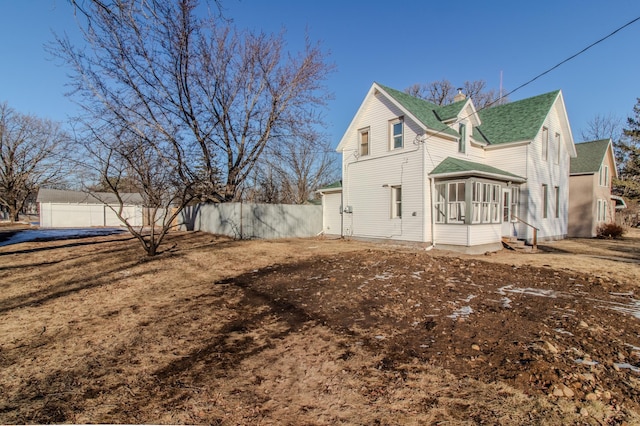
[391,186,402,218]
[554,186,560,218]
[554,132,561,165]
[542,127,549,162]
[434,183,446,224]
[510,187,519,222]
[389,117,404,150]
[542,184,549,219]
[597,199,607,222]
[447,182,465,224]
[471,181,481,224]
[599,165,609,187]
[458,123,466,154]
[359,127,370,157]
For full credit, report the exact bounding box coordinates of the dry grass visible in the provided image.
[1,229,639,424]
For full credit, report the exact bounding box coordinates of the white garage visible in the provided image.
[37,188,143,228]
[317,181,342,236]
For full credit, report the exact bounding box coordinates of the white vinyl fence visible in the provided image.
[180,202,323,239]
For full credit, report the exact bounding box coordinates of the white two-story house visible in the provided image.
[319,82,576,253]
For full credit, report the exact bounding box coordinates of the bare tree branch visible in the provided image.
[54,0,333,255]
[0,103,69,221]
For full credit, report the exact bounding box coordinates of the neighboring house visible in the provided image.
[568,139,619,237]
[37,188,143,228]
[320,82,576,253]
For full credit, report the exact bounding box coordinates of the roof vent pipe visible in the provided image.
[454,88,466,102]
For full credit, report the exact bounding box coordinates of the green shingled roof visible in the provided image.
[376,84,459,137]
[429,157,525,182]
[434,99,467,122]
[570,139,610,174]
[476,90,560,145]
[377,83,560,146]
[317,180,342,191]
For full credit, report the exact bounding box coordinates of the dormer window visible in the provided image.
[390,117,403,150]
[458,123,466,154]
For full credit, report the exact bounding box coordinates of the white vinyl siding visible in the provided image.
[340,94,424,242]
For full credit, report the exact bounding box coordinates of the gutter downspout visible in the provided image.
[427,176,436,251]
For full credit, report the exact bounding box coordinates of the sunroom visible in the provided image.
[429,157,526,252]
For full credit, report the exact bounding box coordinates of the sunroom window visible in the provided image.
[447,182,465,223]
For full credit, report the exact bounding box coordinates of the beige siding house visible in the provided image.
[321,82,576,253]
[568,139,618,237]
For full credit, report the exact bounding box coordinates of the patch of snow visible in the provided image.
[610,292,635,297]
[615,363,640,373]
[373,272,394,280]
[554,328,574,336]
[592,298,640,320]
[0,228,125,247]
[448,306,473,320]
[461,294,476,303]
[575,358,599,366]
[501,297,512,308]
[497,285,559,298]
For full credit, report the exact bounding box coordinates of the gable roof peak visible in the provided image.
[476,90,561,145]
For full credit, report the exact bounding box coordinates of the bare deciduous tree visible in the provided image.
[256,126,339,204]
[580,113,623,143]
[55,0,332,255]
[0,103,68,221]
[405,79,507,109]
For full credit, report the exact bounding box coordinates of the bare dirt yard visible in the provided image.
[1,226,639,425]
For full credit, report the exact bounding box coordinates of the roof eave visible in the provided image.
[483,140,531,150]
[429,170,526,183]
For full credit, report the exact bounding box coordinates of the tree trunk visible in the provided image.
[9,201,19,222]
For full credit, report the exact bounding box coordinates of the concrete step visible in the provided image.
[502,237,535,253]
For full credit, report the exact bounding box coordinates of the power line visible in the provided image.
[420,14,640,142]
[500,14,640,103]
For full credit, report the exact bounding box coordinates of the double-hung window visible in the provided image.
[542,127,549,161]
[359,127,370,156]
[599,165,609,187]
[597,199,607,222]
[542,184,549,219]
[554,186,560,218]
[510,187,519,222]
[392,186,402,218]
[390,118,403,150]
[458,123,466,154]
[555,133,561,165]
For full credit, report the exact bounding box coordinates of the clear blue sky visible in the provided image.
[1,0,639,147]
